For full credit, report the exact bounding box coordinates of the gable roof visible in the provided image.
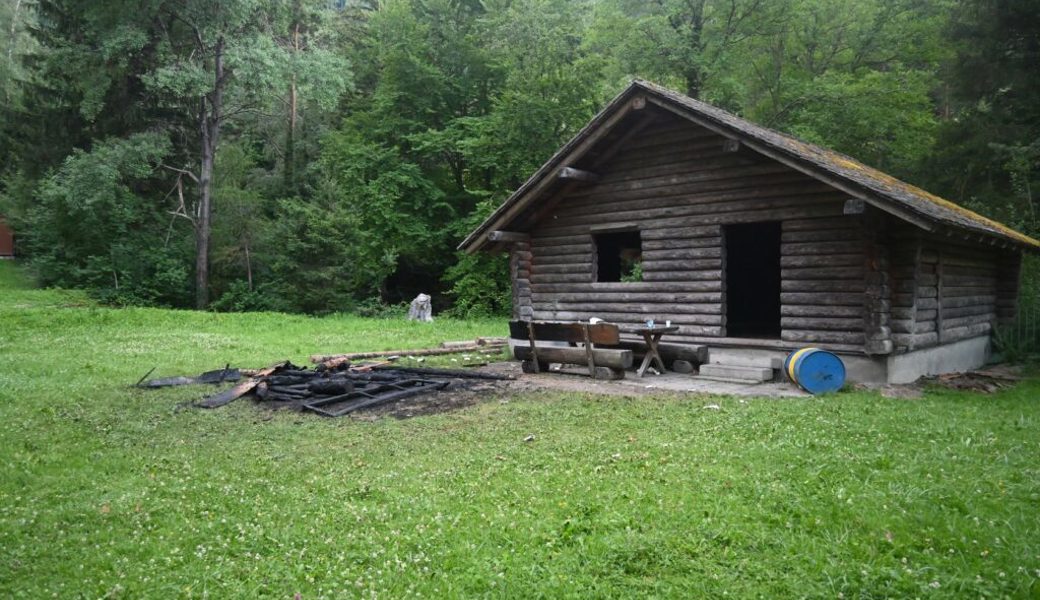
[460,79,1040,253]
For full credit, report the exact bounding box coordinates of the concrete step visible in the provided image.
[694,374,769,382]
[707,349,783,370]
[698,364,773,382]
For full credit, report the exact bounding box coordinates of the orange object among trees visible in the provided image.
[0,217,13,257]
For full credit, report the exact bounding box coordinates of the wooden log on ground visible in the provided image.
[370,366,515,381]
[312,341,502,366]
[440,340,482,349]
[615,340,708,364]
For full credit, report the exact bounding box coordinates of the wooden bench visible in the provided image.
[509,320,633,380]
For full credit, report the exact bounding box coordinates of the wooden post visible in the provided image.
[582,323,596,377]
[906,238,922,351]
[527,321,540,373]
[936,251,945,343]
[719,226,728,337]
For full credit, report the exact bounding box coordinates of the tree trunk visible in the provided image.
[284,0,301,192]
[684,67,702,99]
[244,238,253,291]
[195,36,225,309]
[5,0,22,105]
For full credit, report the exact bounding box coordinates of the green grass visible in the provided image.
[1,261,1039,598]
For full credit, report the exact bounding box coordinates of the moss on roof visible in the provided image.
[637,80,1040,250]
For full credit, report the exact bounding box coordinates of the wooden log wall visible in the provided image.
[510,242,533,321]
[525,114,864,350]
[780,216,867,349]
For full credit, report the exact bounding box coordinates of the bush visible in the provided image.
[442,252,510,318]
[210,281,280,313]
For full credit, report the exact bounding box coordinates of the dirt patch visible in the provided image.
[359,380,506,420]
[366,361,708,419]
[923,364,1023,394]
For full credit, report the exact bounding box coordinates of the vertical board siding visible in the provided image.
[891,236,1001,350]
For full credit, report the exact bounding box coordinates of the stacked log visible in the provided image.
[779,216,866,348]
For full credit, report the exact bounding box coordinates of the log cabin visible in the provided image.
[460,80,1040,384]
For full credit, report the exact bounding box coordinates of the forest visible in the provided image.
[0,0,1036,316]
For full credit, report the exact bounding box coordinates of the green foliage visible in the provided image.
[320,130,446,296]
[1,0,1035,315]
[209,280,279,313]
[619,259,643,283]
[14,133,194,306]
[995,255,1040,362]
[922,0,1040,236]
[443,252,511,317]
[263,197,369,314]
[782,69,940,176]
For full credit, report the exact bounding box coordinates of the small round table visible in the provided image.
[628,325,680,377]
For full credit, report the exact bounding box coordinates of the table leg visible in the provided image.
[636,350,653,377]
[650,333,667,373]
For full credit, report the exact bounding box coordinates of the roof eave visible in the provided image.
[458,82,647,254]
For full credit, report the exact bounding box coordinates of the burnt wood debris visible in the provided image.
[137,338,512,417]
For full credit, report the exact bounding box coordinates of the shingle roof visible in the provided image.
[461,80,1040,253]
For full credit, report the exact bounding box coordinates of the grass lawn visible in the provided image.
[1,261,1039,598]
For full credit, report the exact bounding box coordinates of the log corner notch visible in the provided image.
[558,166,601,183]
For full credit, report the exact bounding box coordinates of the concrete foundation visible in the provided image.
[885,335,991,384]
[706,336,992,385]
[511,334,993,386]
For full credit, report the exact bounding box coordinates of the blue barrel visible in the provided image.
[784,348,846,394]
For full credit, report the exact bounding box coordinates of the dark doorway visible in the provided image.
[725,222,781,338]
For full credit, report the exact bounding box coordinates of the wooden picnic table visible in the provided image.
[628,325,680,377]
